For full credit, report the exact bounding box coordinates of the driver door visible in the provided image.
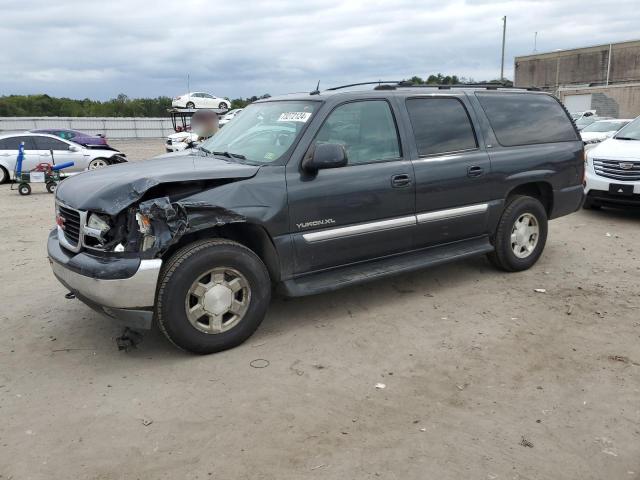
[286,99,416,274]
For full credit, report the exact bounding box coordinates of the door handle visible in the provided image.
[391,174,412,188]
[467,165,484,177]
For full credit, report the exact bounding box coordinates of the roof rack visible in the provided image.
[322,81,540,92]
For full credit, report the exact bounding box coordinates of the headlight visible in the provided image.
[83,213,112,248]
[87,213,110,232]
[136,213,156,251]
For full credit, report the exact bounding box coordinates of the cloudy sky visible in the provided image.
[1,0,639,100]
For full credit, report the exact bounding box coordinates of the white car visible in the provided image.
[0,132,126,184]
[581,119,631,151]
[165,131,200,152]
[172,92,230,110]
[584,116,640,209]
[219,108,243,127]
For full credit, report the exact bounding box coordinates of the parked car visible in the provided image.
[172,92,230,110]
[584,115,640,209]
[581,119,632,150]
[30,129,118,151]
[575,114,610,130]
[48,84,584,354]
[165,131,199,152]
[219,108,243,127]
[0,133,126,183]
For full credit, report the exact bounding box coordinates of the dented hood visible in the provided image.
[55,153,261,215]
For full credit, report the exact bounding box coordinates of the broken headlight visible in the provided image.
[136,212,156,252]
[83,213,111,248]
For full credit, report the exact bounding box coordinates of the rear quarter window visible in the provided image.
[476,92,578,147]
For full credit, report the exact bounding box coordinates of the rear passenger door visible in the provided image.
[403,96,493,248]
[0,135,42,174]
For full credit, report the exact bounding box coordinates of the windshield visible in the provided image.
[200,101,319,163]
[582,120,628,133]
[614,116,640,140]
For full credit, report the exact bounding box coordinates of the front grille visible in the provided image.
[593,158,640,181]
[58,204,81,246]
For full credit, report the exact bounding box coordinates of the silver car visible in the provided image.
[0,132,126,184]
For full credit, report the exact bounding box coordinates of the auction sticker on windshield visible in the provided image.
[278,112,312,122]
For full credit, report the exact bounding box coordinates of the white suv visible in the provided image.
[584,116,640,209]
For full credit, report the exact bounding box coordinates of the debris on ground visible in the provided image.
[520,436,534,448]
[375,383,386,390]
[534,289,547,293]
[250,359,270,368]
[115,328,143,351]
[141,418,153,427]
[566,305,573,315]
[607,355,639,366]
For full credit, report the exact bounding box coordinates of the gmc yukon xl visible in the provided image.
[48,83,585,354]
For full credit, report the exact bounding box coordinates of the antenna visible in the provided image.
[310,80,321,95]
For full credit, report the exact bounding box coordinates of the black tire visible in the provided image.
[186,101,195,109]
[156,239,271,354]
[488,195,548,272]
[18,183,31,196]
[0,166,8,184]
[46,181,57,193]
[218,102,227,109]
[583,198,601,210]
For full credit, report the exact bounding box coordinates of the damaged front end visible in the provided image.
[71,196,247,259]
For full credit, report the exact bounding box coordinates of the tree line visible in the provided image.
[0,93,271,117]
[0,74,511,117]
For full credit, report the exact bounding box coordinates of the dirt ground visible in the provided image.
[1,139,639,480]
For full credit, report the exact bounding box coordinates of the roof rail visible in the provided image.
[325,81,403,91]
[323,81,540,93]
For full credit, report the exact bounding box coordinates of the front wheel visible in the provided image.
[186,101,195,109]
[46,181,57,193]
[0,166,8,184]
[156,239,271,354]
[18,183,31,196]
[488,195,548,272]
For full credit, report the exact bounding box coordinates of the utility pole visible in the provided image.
[500,16,507,82]
[534,31,538,53]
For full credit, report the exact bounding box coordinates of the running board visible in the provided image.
[280,236,494,297]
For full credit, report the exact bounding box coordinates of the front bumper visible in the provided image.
[47,229,162,329]
[585,168,640,207]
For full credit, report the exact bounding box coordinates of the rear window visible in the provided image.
[406,98,477,156]
[476,93,578,147]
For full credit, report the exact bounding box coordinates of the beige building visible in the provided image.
[514,39,640,118]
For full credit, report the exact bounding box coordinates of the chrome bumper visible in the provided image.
[50,258,162,310]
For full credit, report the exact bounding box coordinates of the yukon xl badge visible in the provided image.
[296,218,336,229]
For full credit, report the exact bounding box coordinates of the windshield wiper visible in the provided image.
[212,151,247,160]
[615,136,637,140]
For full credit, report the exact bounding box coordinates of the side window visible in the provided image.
[476,92,579,146]
[314,100,400,165]
[0,136,36,150]
[406,98,478,156]
[33,136,70,151]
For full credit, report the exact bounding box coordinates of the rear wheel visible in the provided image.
[88,158,109,170]
[156,239,271,354]
[488,195,548,272]
[0,166,8,184]
[186,101,195,109]
[46,181,57,193]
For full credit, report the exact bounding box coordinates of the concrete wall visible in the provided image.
[559,83,640,118]
[514,39,640,90]
[0,117,173,138]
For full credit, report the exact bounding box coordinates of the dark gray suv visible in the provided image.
[48,83,585,353]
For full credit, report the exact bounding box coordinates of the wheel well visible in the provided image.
[507,182,553,216]
[162,223,281,283]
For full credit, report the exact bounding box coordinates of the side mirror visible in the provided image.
[68,144,81,152]
[303,143,347,172]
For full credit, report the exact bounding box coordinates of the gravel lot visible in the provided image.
[1,139,639,479]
